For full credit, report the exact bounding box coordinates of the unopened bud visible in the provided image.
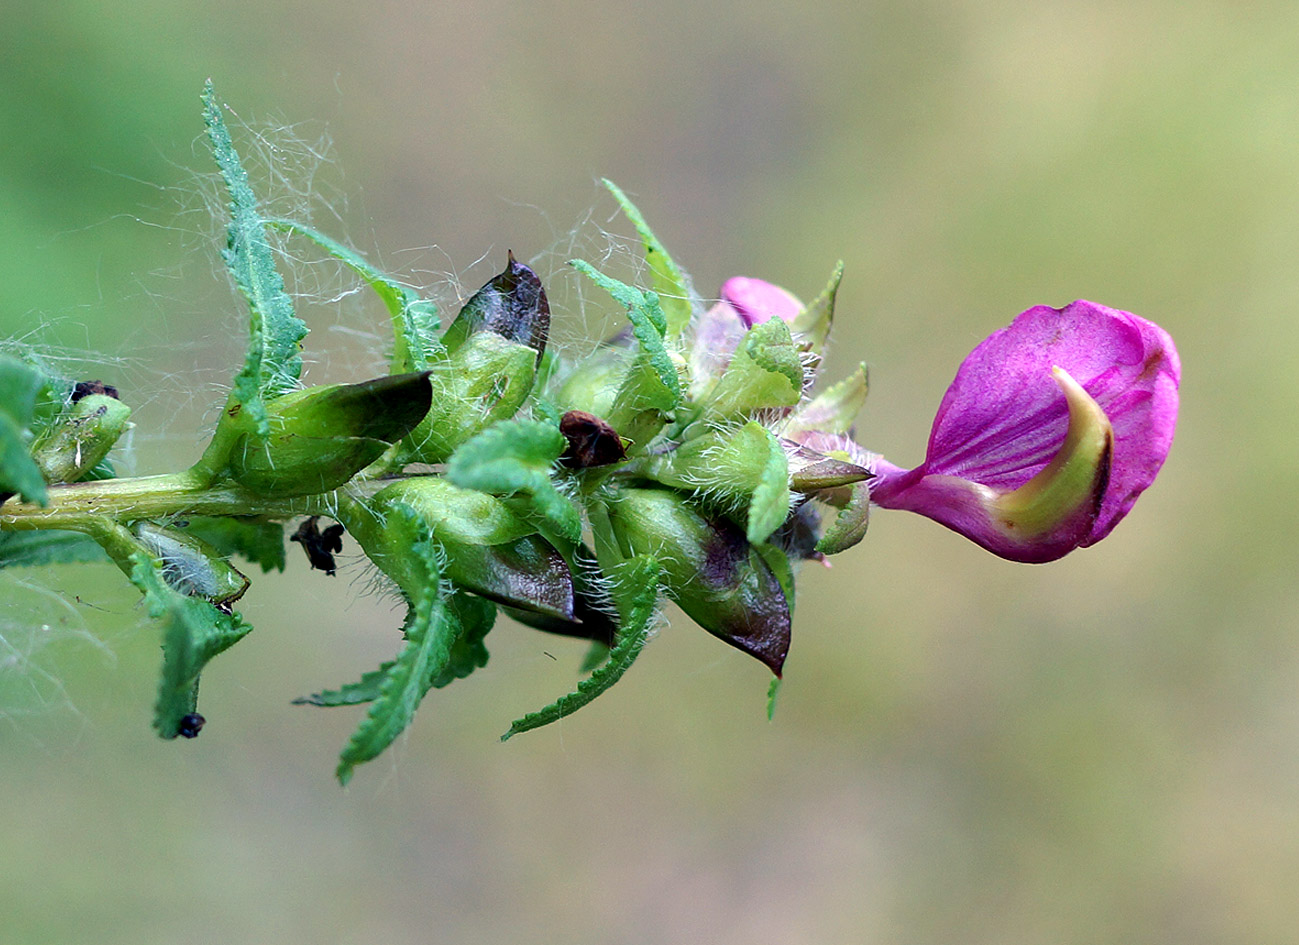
[403,332,538,464]
[353,477,575,620]
[228,372,431,495]
[604,486,791,674]
[31,391,131,484]
[134,523,250,607]
[439,252,550,362]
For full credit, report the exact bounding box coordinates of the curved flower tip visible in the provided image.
[870,300,1180,563]
[691,277,805,395]
[720,277,803,328]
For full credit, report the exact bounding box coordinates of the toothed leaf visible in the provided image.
[445,419,582,544]
[702,318,803,420]
[334,510,461,785]
[603,180,692,338]
[570,260,680,451]
[267,219,442,372]
[501,555,661,739]
[128,551,253,739]
[766,677,782,721]
[784,363,869,438]
[789,260,843,357]
[202,82,308,438]
[816,481,871,554]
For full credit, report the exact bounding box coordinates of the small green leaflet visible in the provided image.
[127,551,253,739]
[202,82,307,438]
[501,555,661,740]
[445,419,583,544]
[429,592,497,688]
[294,663,392,707]
[569,260,678,405]
[602,180,693,338]
[295,591,496,707]
[783,362,868,438]
[266,218,442,373]
[334,510,463,784]
[767,677,782,721]
[646,421,791,544]
[0,354,49,506]
[701,318,804,420]
[816,481,871,555]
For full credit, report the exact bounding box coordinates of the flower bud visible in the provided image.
[134,523,250,607]
[439,252,550,362]
[31,391,131,484]
[228,372,431,495]
[603,486,791,674]
[403,332,538,464]
[352,477,575,620]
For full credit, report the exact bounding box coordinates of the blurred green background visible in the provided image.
[2,1,1294,942]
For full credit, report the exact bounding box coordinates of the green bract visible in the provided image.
[0,86,881,783]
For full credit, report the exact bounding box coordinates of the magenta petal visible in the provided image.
[872,301,1180,559]
[720,277,804,328]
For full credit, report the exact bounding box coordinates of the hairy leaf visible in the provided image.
[445,419,582,544]
[501,555,661,740]
[783,363,869,438]
[789,260,843,357]
[128,551,253,739]
[570,260,681,451]
[202,82,308,438]
[294,663,393,707]
[702,318,803,420]
[429,592,497,689]
[334,513,461,785]
[815,481,871,555]
[603,179,692,338]
[646,421,791,543]
[0,354,49,506]
[295,591,497,709]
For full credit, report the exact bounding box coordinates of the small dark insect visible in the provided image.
[290,516,346,575]
[558,410,626,469]
[177,713,206,738]
[71,380,120,402]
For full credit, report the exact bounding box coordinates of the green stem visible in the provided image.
[0,469,347,532]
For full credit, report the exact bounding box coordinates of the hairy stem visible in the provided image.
[0,469,358,531]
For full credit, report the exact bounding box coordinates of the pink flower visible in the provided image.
[868,301,1180,562]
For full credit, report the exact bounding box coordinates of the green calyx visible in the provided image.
[31,391,131,485]
[225,372,432,495]
[602,485,791,675]
[402,331,539,464]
